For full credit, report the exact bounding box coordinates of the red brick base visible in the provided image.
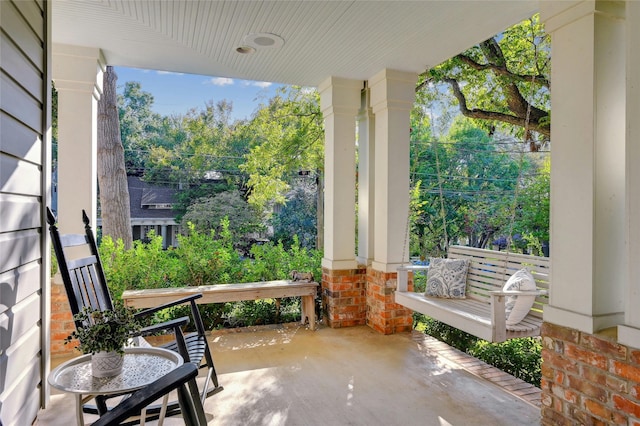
[321,265,413,334]
[321,266,367,328]
[50,277,79,357]
[365,267,413,335]
[541,322,640,425]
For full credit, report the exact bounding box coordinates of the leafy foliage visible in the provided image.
[241,86,323,209]
[99,231,181,299]
[180,190,266,251]
[271,180,318,249]
[409,117,533,256]
[118,81,166,175]
[513,156,550,246]
[99,224,322,329]
[418,14,550,147]
[65,301,141,355]
[469,338,542,387]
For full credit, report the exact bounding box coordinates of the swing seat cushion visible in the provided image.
[425,258,470,299]
[503,268,537,325]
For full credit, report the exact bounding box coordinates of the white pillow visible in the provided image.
[425,258,470,299]
[503,268,537,325]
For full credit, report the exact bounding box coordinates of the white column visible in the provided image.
[620,1,640,347]
[541,1,626,333]
[319,77,362,270]
[53,44,105,233]
[369,69,417,273]
[161,225,168,249]
[356,86,375,265]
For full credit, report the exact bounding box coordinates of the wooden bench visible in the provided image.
[394,245,550,342]
[122,280,320,330]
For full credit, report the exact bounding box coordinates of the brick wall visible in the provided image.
[50,276,79,357]
[321,266,367,328]
[365,267,413,335]
[541,322,640,425]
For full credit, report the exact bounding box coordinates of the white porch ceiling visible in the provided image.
[52,0,538,87]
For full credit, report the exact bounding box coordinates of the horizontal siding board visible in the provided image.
[0,1,43,70]
[0,262,41,316]
[12,0,44,41]
[0,291,40,352]
[0,72,43,131]
[0,1,46,423]
[6,396,41,426]
[0,194,40,234]
[0,112,42,164]
[0,230,40,272]
[0,325,40,395]
[1,35,43,101]
[0,154,41,196]
[0,353,41,425]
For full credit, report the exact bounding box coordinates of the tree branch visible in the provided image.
[445,78,550,137]
[456,54,549,88]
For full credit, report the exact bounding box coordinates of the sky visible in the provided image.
[114,66,285,121]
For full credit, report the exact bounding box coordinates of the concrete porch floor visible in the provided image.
[37,324,541,425]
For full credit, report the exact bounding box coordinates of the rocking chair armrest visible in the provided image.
[133,294,204,318]
[136,316,190,336]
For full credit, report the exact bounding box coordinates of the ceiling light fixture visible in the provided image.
[242,33,285,49]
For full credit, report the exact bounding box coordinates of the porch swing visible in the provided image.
[394,125,551,343]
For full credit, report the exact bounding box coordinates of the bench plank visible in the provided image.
[122,280,319,330]
[395,245,550,342]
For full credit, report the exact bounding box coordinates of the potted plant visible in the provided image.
[65,301,141,377]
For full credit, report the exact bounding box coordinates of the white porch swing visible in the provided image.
[394,120,551,343]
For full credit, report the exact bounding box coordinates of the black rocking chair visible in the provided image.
[47,208,223,419]
[91,363,207,426]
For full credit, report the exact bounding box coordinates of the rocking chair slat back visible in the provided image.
[46,207,223,419]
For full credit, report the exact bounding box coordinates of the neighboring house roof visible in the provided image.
[128,176,179,225]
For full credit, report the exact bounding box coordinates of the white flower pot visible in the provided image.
[91,351,124,377]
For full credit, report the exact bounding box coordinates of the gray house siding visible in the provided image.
[0,0,51,424]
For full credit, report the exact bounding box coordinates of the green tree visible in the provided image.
[513,156,550,249]
[143,101,251,204]
[240,86,323,209]
[410,118,529,255]
[180,190,264,251]
[271,180,317,249]
[418,14,550,150]
[118,81,165,175]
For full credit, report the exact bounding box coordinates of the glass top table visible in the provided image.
[49,347,183,425]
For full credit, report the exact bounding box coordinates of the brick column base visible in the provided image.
[50,275,79,357]
[541,322,640,425]
[321,266,367,328]
[366,267,413,334]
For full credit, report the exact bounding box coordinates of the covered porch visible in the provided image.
[38,324,540,425]
[3,1,640,425]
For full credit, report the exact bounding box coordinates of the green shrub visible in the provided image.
[99,231,180,298]
[468,338,542,387]
[99,219,322,330]
[173,220,244,285]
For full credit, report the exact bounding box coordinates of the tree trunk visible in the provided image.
[98,66,133,248]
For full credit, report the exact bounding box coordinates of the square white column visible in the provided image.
[356,87,375,265]
[620,0,640,347]
[541,1,626,333]
[319,77,362,270]
[369,69,417,273]
[53,44,105,233]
